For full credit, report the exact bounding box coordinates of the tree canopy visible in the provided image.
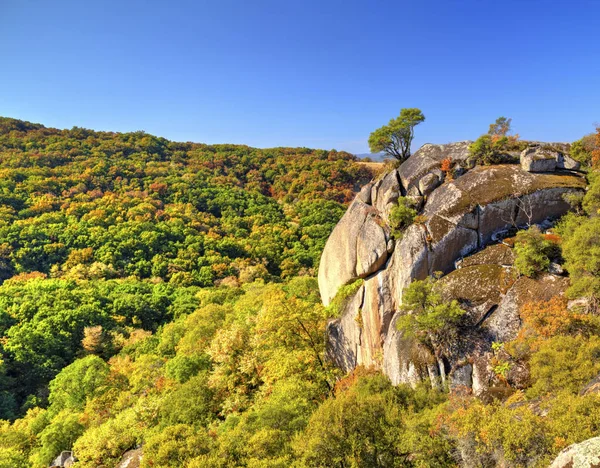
[368,108,425,161]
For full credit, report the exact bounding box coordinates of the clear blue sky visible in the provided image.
[1,0,599,153]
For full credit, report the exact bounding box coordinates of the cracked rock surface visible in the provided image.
[319,142,586,391]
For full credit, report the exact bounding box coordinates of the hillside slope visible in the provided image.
[1,119,600,467]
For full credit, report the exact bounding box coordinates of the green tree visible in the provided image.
[368,108,425,161]
[293,372,404,467]
[560,216,600,311]
[488,116,512,137]
[29,412,84,467]
[158,372,218,427]
[527,335,600,398]
[48,355,110,415]
[469,116,521,165]
[396,276,465,356]
[570,133,597,166]
[142,424,212,468]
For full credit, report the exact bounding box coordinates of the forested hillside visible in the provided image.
[0,118,374,440]
[1,117,600,467]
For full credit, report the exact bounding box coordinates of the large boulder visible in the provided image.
[320,147,586,389]
[116,447,143,468]
[488,274,569,342]
[549,437,600,468]
[398,142,472,193]
[521,147,558,172]
[371,169,402,221]
[318,198,392,306]
[421,165,585,273]
[521,145,581,172]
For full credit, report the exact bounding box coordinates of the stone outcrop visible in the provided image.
[521,145,581,172]
[320,141,586,392]
[549,437,600,468]
[318,197,394,306]
[50,451,76,468]
[116,447,143,468]
[580,373,600,396]
[398,141,472,192]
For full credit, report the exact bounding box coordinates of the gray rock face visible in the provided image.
[521,147,557,172]
[581,373,600,396]
[116,447,143,468]
[326,285,364,373]
[418,172,441,196]
[558,153,581,170]
[318,198,392,306]
[549,437,600,468]
[521,145,581,172]
[319,142,586,391]
[51,451,76,468]
[450,364,473,390]
[398,141,472,193]
[371,169,402,221]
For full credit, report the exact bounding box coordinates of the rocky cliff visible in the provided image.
[319,142,586,393]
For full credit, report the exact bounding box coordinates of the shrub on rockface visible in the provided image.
[396,276,465,356]
[389,197,417,238]
[570,133,597,167]
[468,116,524,166]
[527,335,600,398]
[293,370,451,467]
[513,226,556,277]
[326,279,364,318]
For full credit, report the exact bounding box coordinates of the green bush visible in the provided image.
[570,134,596,167]
[29,411,84,467]
[468,135,524,166]
[527,335,600,398]
[48,356,111,416]
[389,197,417,238]
[327,279,364,318]
[513,226,554,277]
[142,424,212,467]
[396,277,465,355]
[559,215,600,309]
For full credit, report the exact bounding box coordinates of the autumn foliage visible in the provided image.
[440,157,453,180]
[519,297,593,341]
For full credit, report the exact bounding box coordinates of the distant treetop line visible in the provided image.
[0,116,373,285]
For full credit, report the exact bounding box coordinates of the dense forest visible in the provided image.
[0,117,599,467]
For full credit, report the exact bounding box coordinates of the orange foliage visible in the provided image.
[333,365,380,395]
[518,297,593,343]
[440,157,453,178]
[5,271,47,283]
[543,233,561,244]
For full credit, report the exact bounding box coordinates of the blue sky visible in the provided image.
[1,0,599,153]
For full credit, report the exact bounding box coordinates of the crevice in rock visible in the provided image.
[395,169,406,197]
[511,198,520,228]
[476,205,482,249]
[356,285,366,348]
[353,210,370,278]
[473,304,499,328]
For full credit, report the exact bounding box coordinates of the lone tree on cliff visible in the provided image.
[368,108,425,161]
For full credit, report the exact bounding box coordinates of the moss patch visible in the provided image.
[509,274,569,308]
[440,264,516,305]
[461,244,515,267]
[438,165,586,219]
